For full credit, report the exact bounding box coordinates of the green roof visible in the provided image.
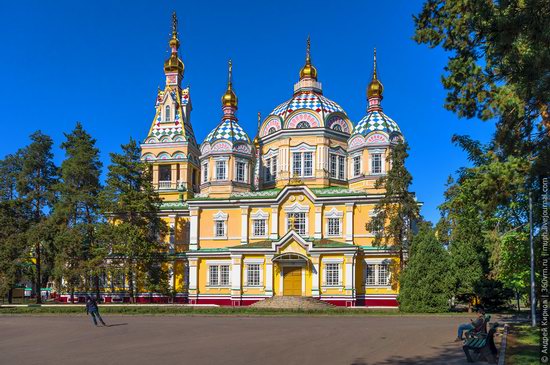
[311,239,356,248]
[160,201,188,210]
[311,187,365,197]
[228,241,274,249]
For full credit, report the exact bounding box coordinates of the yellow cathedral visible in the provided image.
[108,13,408,307]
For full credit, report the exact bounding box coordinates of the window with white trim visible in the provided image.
[364,263,391,286]
[371,153,382,174]
[353,155,361,177]
[264,157,277,182]
[202,163,208,183]
[325,263,340,286]
[327,218,341,236]
[287,212,306,236]
[236,161,246,183]
[329,154,345,180]
[208,264,230,286]
[215,160,227,180]
[164,105,171,122]
[214,220,225,238]
[253,219,267,237]
[292,152,313,177]
[246,264,261,286]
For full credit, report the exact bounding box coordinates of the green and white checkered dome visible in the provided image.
[353,110,401,137]
[204,118,251,144]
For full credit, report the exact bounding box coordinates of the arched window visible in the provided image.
[165,105,171,122]
[268,127,277,135]
[296,121,310,129]
[332,124,342,132]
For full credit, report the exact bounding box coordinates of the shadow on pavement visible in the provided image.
[106,323,128,327]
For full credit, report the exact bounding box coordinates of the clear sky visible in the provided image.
[0,1,495,223]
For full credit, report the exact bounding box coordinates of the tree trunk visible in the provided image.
[35,241,42,304]
[8,288,13,304]
[94,275,100,303]
[70,288,74,304]
[128,269,135,304]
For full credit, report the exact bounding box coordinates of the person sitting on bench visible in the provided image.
[455,307,485,341]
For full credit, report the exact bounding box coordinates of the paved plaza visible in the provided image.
[1,315,480,365]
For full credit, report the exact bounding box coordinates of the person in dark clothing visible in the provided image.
[455,307,485,341]
[86,296,106,326]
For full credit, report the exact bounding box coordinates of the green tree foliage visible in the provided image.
[0,154,29,302]
[53,123,105,302]
[100,138,167,302]
[399,222,452,312]
[367,141,420,270]
[16,131,58,304]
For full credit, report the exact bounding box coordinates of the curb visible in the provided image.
[498,324,509,365]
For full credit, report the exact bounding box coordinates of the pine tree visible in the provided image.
[0,153,28,302]
[16,131,58,304]
[398,222,452,312]
[100,138,167,303]
[53,123,104,302]
[367,141,420,271]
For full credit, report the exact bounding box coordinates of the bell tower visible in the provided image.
[141,12,201,201]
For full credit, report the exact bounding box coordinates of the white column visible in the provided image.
[270,204,278,239]
[189,207,199,250]
[344,254,354,292]
[188,258,198,302]
[265,255,274,297]
[314,204,323,239]
[345,203,354,243]
[168,262,174,290]
[240,206,249,244]
[311,255,320,298]
[168,214,176,254]
[231,255,242,304]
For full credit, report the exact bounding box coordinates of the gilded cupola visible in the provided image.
[367,48,383,99]
[164,12,185,76]
[221,59,238,108]
[299,36,318,81]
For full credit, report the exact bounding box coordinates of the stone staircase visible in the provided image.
[250,296,335,309]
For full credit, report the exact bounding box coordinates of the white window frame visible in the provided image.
[213,211,228,239]
[324,207,343,237]
[244,259,264,287]
[202,162,209,183]
[235,160,247,183]
[206,262,231,287]
[323,260,343,287]
[251,209,269,238]
[284,202,310,236]
[352,154,362,177]
[215,159,228,180]
[290,144,315,178]
[369,149,385,175]
[164,105,171,122]
[364,259,392,287]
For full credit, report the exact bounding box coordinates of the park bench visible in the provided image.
[462,322,498,363]
[466,314,491,339]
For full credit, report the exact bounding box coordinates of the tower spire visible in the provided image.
[367,48,384,111]
[222,59,238,108]
[164,11,184,84]
[299,35,317,81]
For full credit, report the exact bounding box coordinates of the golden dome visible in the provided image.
[164,12,184,75]
[222,59,238,108]
[367,48,383,99]
[299,36,318,81]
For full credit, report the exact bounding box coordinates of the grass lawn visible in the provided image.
[0,305,475,316]
[507,324,539,365]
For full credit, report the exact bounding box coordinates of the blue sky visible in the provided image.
[0,1,495,223]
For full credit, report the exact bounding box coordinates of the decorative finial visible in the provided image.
[172,11,178,39]
[228,59,233,88]
[306,35,311,63]
[299,35,318,81]
[373,48,378,80]
[222,59,238,108]
[257,112,261,132]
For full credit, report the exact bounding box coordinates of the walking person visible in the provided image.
[86,296,107,327]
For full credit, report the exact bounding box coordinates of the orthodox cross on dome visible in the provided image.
[172,11,178,40]
[299,35,318,81]
[222,59,238,109]
[164,11,184,84]
[367,48,384,112]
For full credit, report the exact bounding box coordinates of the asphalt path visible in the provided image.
[0,315,480,365]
